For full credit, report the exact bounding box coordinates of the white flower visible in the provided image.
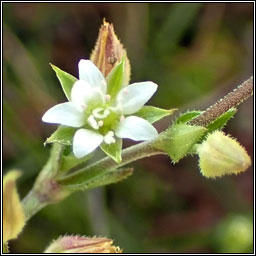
[42,60,158,158]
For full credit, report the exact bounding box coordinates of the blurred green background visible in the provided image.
[3,3,253,253]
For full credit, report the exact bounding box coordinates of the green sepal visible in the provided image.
[174,110,202,124]
[206,108,237,133]
[101,138,122,163]
[45,126,77,145]
[154,123,207,162]
[50,64,77,101]
[106,57,125,98]
[135,106,177,124]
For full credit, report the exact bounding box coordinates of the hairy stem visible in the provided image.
[189,76,253,126]
[22,190,48,221]
[21,76,253,221]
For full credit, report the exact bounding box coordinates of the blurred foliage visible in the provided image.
[3,3,253,253]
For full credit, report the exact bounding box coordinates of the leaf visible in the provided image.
[206,108,237,133]
[106,57,125,98]
[154,123,206,162]
[101,138,122,163]
[135,106,177,124]
[84,167,133,191]
[175,110,202,124]
[50,64,77,101]
[61,168,133,191]
[3,170,26,244]
[60,152,93,173]
[45,126,77,145]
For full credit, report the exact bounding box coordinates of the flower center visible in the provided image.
[87,107,112,130]
[86,105,121,144]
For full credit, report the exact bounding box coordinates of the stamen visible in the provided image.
[87,115,99,130]
[104,131,116,144]
[93,107,110,119]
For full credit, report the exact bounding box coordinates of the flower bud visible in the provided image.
[197,131,251,178]
[3,170,25,244]
[90,19,131,85]
[44,235,122,253]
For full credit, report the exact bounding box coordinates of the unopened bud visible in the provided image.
[197,131,251,178]
[44,235,122,253]
[90,19,131,85]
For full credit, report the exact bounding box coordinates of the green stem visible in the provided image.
[22,190,48,221]
[21,76,253,221]
[189,76,253,126]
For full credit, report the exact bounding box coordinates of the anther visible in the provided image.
[87,115,99,130]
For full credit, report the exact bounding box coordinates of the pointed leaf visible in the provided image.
[45,126,77,145]
[85,167,133,191]
[154,123,206,162]
[106,58,125,98]
[206,108,237,133]
[175,110,202,124]
[61,168,133,191]
[50,64,77,101]
[60,152,93,173]
[3,170,25,243]
[101,138,122,163]
[135,106,177,124]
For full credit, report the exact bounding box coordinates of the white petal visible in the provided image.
[73,128,103,158]
[78,59,106,93]
[116,82,158,115]
[71,80,105,109]
[42,102,84,127]
[115,116,158,141]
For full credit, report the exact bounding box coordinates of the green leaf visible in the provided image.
[135,106,177,124]
[50,64,77,101]
[175,110,202,124]
[106,57,125,97]
[60,167,133,191]
[71,168,133,191]
[206,108,237,133]
[154,123,206,162]
[101,138,122,163]
[45,126,77,145]
[60,152,93,173]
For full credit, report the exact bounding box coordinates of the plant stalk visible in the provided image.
[21,76,253,221]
